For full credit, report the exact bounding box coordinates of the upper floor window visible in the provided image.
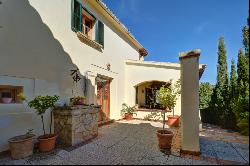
[71,0,104,47]
[82,9,95,39]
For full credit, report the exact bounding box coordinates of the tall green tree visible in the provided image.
[235,17,249,135]
[242,17,249,60]
[229,59,237,99]
[237,49,248,96]
[225,59,238,129]
[211,37,230,126]
[199,82,214,110]
[199,82,215,123]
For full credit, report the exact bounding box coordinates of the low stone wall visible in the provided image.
[53,106,100,146]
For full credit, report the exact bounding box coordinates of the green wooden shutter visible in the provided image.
[71,0,82,32]
[95,20,104,46]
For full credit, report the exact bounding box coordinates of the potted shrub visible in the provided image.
[121,103,137,120]
[71,96,86,105]
[155,80,181,149]
[28,95,59,152]
[1,92,12,104]
[8,129,35,159]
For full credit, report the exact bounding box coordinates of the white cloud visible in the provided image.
[195,22,209,33]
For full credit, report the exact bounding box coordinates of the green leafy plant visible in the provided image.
[156,80,181,114]
[28,95,59,135]
[237,112,249,135]
[156,80,181,130]
[25,129,34,137]
[17,92,27,102]
[121,103,137,117]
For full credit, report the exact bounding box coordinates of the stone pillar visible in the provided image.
[179,49,201,155]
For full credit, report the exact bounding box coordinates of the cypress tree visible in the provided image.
[242,17,249,60]
[212,37,230,125]
[229,59,237,99]
[235,17,249,135]
[226,59,237,129]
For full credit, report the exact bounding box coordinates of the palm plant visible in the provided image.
[120,103,137,117]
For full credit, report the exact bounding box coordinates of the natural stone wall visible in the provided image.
[53,106,100,146]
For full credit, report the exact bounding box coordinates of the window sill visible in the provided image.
[76,32,103,52]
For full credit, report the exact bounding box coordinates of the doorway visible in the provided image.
[96,75,111,122]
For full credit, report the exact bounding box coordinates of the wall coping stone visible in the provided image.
[54,105,100,116]
[179,49,201,60]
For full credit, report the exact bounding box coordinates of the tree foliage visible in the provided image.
[210,37,230,126]
[156,79,181,113]
[199,82,214,110]
[203,17,249,135]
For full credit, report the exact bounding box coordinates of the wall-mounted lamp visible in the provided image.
[107,63,111,71]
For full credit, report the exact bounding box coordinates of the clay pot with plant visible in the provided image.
[121,103,137,120]
[8,129,35,159]
[71,96,86,105]
[1,92,12,104]
[155,79,181,150]
[28,95,59,152]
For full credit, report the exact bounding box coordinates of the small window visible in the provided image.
[0,85,23,104]
[82,9,95,39]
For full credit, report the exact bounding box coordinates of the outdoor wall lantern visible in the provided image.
[107,63,111,71]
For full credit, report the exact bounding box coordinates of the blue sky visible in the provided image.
[103,0,249,84]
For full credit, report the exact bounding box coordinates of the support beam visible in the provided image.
[179,49,201,155]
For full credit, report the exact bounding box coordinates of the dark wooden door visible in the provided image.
[97,80,110,122]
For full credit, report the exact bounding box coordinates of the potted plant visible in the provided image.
[155,80,181,149]
[1,92,12,104]
[8,129,35,159]
[28,95,59,152]
[71,96,86,105]
[121,103,137,120]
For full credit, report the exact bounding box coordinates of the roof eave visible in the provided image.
[94,0,144,51]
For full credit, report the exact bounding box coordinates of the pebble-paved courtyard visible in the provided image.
[0,120,249,165]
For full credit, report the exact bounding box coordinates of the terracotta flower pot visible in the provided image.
[38,134,57,152]
[8,134,35,159]
[167,115,180,127]
[124,113,133,120]
[157,130,174,149]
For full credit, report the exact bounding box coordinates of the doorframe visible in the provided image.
[96,74,113,121]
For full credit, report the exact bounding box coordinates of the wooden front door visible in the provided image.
[97,79,110,122]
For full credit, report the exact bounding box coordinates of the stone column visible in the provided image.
[179,49,201,155]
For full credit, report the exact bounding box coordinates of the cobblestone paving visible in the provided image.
[0,120,248,165]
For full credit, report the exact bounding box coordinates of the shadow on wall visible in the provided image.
[0,0,95,101]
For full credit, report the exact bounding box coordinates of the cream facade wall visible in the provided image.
[124,61,182,120]
[0,0,139,152]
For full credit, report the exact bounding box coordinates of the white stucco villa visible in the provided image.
[0,0,205,154]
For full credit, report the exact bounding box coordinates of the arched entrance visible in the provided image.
[135,80,169,109]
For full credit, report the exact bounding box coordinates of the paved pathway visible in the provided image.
[0,120,249,165]
[199,123,249,165]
